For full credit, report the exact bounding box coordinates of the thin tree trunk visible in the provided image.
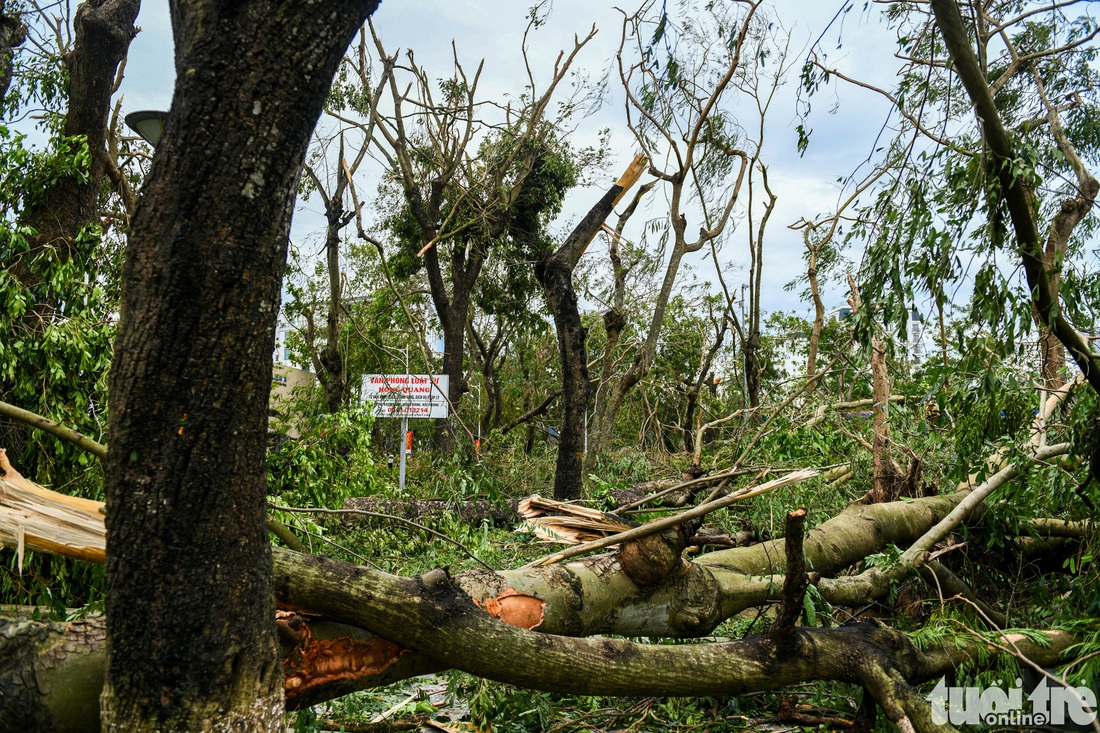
[537,157,647,499]
[682,315,727,455]
[436,297,469,452]
[320,163,350,414]
[870,337,903,503]
[805,236,825,386]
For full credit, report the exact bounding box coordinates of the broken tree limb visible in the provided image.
[3,448,1069,640]
[614,464,779,512]
[274,548,1082,707]
[0,400,107,460]
[0,402,321,550]
[270,503,494,571]
[524,468,820,568]
[768,508,809,638]
[341,496,527,528]
[1,454,1092,726]
[499,389,561,435]
[702,343,852,500]
[919,561,1008,628]
[799,397,906,429]
[3,573,1082,733]
[819,442,1072,606]
[0,450,106,566]
[1031,372,1085,448]
[1016,517,1095,539]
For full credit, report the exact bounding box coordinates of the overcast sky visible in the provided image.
[116,0,907,320]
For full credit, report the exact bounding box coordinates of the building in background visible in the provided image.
[828,304,926,366]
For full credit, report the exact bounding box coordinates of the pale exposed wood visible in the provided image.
[0,451,105,566]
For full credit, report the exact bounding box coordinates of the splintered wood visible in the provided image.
[0,449,106,568]
[517,495,634,545]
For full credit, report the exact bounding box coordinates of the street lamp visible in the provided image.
[124,110,169,147]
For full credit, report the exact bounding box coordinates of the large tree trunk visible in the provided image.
[102,1,379,730]
[2,603,1083,733]
[0,616,107,733]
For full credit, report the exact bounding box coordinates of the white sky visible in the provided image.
[116,0,907,320]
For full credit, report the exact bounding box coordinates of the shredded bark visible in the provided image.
[280,611,408,708]
[473,588,546,630]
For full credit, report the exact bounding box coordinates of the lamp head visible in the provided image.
[124,110,168,147]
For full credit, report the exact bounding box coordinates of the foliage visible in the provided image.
[267,400,381,510]
[802,2,1100,372]
[0,76,115,490]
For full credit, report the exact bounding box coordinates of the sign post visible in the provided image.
[362,374,449,492]
[399,414,408,491]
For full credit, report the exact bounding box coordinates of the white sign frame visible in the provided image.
[362,374,450,419]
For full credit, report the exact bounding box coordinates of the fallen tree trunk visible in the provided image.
[340,496,526,528]
[1,440,1084,731]
[1,553,1085,733]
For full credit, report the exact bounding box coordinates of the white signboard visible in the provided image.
[362,374,450,419]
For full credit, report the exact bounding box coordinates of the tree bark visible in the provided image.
[103,1,379,730]
[0,0,25,102]
[0,617,107,733]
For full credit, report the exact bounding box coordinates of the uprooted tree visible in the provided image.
[1,0,1100,732]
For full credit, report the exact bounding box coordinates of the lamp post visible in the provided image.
[124,110,169,147]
